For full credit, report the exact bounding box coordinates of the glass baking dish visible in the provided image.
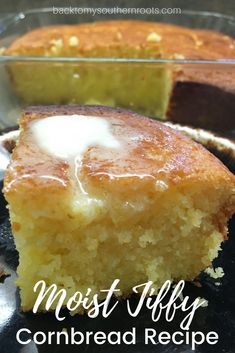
[0,8,235,131]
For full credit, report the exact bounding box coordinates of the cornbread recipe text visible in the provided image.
[15,279,219,350]
[34,279,204,329]
[16,327,218,350]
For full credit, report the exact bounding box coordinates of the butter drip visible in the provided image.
[30,115,120,160]
[30,114,121,196]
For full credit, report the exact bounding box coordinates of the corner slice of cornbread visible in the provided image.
[3,105,235,312]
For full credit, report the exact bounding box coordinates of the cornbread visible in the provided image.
[196,298,209,308]
[5,20,235,129]
[3,105,235,312]
[204,266,225,279]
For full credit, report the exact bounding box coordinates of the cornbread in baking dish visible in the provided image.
[5,20,235,129]
[3,105,235,312]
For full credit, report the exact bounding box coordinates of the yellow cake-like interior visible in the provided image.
[3,105,235,312]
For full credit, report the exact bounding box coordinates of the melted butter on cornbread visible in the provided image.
[29,114,159,183]
[30,114,121,196]
[30,115,120,160]
[29,113,166,212]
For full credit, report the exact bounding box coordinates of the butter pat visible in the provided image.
[30,115,120,160]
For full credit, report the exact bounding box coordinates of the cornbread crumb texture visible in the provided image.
[146,32,162,42]
[0,47,6,55]
[68,35,79,47]
[204,266,225,279]
[3,105,235,312]
[197,297,209,307]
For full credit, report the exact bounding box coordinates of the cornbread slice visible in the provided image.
[5,20,235,129]
[3,105,235,312]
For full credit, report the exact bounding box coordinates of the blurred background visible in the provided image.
[0,0,234,17]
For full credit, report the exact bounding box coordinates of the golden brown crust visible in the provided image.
[3,105,235,199]
[5,20,235,97]
[5,20,235,60]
